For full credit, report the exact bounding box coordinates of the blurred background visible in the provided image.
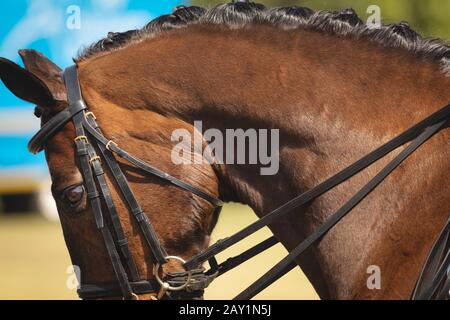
[0,0,448,300]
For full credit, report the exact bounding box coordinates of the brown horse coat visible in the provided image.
[0,3,449,299]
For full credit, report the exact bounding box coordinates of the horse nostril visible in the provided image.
[64,185,85,203]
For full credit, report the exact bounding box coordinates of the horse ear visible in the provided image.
[0,56,55,107]
[19,49,67,103]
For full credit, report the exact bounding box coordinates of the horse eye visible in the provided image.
[63,185,85,204]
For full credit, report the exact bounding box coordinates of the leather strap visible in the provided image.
[412,216,450,300]
[82,120,224,208]
[65,66,135,300]
[62,65,217,299]
[209,236,279,276]
[28,102,86,154]
[78,280,158,300]
[78,268,215,300]
[84,114,168,265]
[233,119,449,300]
[184,104,450,270]
[86,141,140,281]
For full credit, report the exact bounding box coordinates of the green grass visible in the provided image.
[0,214,76,300]
[0,205,318,300]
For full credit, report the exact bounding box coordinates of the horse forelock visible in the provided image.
[75,2,450,75]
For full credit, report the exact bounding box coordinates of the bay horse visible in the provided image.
[0,2,449,300]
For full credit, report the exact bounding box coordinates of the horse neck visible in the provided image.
[79,26,450,299]
[80,25,449,213]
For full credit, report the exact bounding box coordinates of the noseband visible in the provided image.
[29,65,449,300]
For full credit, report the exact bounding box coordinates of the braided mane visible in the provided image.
[76,1,450,74]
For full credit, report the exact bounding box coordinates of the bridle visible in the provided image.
[29,65,449,300]
[30,65,223,300]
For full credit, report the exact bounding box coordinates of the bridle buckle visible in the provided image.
[153,256,193,298]
[74,136,88,143]
[89,156,102,165]
[106,140,118,151]
[85,112,97,120]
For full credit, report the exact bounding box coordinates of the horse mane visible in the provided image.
[76,1,450,74]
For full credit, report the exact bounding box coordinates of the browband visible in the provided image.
[28,101,86,154]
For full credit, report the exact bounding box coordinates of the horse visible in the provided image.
[0,2,449,300]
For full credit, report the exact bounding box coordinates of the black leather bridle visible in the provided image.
[29,65,449,300]
[30,65,222,300]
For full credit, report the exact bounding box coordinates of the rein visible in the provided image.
[29,65,450,300]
